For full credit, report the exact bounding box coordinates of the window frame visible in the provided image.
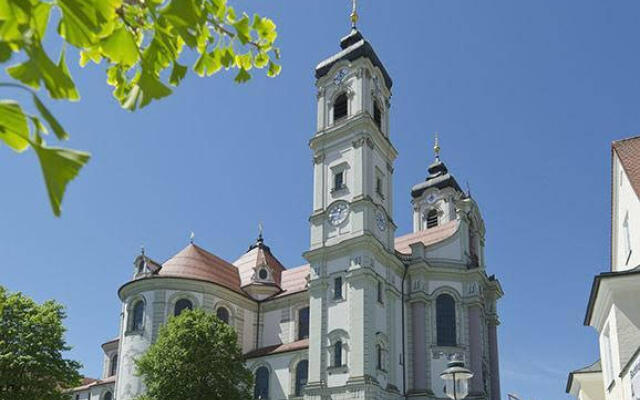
[377,280,384,304]
[253,366,270,400]
[174,298,194,317]
[216,307,230,324]
[373,99,382,130]
[297,306,310,340]
[426,209,439,229]
[294,360,309,397]
[333,276,343,300]
[109,353,118,377]
[131,300,145,332]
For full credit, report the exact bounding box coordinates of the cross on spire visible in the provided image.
[350,0,359,29]
[433,132,441,161]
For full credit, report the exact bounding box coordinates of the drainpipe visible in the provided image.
[401,264,409,399]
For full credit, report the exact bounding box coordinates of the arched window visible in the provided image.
[298,307,310,340]
[109,353,118,376]
[295,360,308,396]
[254,366,269,399]
[132,300,144,331]
[333,93,348,122]
[436,294,457,346]
[334,340,343,367]
[174,299,193,316]
[216,307,230,324]
[373,99,382,129]
[103,392,112,400]
[426,209,439,229]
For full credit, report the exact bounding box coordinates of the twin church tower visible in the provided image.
[69,15,503,400]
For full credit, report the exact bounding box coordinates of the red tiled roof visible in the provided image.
[394,221,459,254]
[69,375,115,392]
[233,243,286,288]
[244,339,309,359]
[159,244,243,294]
[613,136,640,198]
[275,265,309,297]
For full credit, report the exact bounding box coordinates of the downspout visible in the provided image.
[401,264,409,400]
[255,301,261,349]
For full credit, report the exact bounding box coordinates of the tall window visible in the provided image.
[334,277,343,299]
[426,209,439,229]
[376,344,383,370]
[373,99,382,129]
[109,353,118,376]
[254,366,269,399]
[132,300,144,331]
[295,360,308,396]
[333,93,348,122]
[174,299,193,316]
[103,392,112,400]
[377,281,384,304]
[333,171,345,191]
[436,294,456,346]
[376,176,383,197]
[216,307,230,324]
[334,341,343,367]
[298,307,310,340]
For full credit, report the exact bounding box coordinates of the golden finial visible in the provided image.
[434,132,441,160]
[350,0,359,29]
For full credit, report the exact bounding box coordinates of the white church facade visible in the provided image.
[567,136,640,400]
[70,25,503,400]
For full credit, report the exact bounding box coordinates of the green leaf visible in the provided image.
[169,62,187,86]
[219,46,234,68]
[252,15,277,43]
[161,0,200,27]
[101,25,139,66]
[125,72,172,110]
[234,68,250,83]
[32,94,69,140]
[0,42,11,62]
[235,52,252,71]
[52,47,79,100]
[57,0,100,47]
[233,14,251,44]
[31,140,90,217]
[254,52,268,68]
[267,61,281,78]
[31,1,52,40]
[6,58,40,89]
[29,115,48,136]
[0,100,29,152]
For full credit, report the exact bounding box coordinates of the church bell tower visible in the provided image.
[304,6,406,399]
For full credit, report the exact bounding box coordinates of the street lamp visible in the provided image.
[440,360,473,400]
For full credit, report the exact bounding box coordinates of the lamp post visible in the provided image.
[440,360,473,400]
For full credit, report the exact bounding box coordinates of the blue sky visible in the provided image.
[2,1,639,398]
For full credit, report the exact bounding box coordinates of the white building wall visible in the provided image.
[612,155,640,271]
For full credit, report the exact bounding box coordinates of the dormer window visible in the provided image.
[333,93,348,122]
[373,99,382,130]
[258,268,269,280]
[426,209,439,229]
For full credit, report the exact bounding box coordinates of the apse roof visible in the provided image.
[233,238,286,288]
[159,244,243,294]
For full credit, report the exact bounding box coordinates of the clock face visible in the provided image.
[376,211,386,231]
[328,202,350,226]
[333,67,349,85]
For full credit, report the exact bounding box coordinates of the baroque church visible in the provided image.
[70,15,503,400]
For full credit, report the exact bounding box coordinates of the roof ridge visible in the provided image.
[612,134,640,146]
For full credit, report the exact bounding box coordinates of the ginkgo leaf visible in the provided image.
[0,100,29,152]
[33,94,69,140]
[101,25,138,66]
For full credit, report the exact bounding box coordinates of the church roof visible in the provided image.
[613,135,640,198]
[244,338,309,359]
[159,244,244,294]
[233,239,286,288]
[315,29,393,89]
[394,221,459,254]
[275,265,310,298]
[411,159,462,198]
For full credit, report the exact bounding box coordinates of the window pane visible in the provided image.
[216,307,230,324]
[295,360,308,396]
[334,277,342,299]
[104,393,112,400]
[110,354,118,376]
[132,301,144,331]
[254,366,269,399]
[426,210,439,229]
[298,307,310,340]
[373,100,382,129]
[334,94,348,121]
[334,341,342,366]
[174,299,193,316]
[436,294,456,346]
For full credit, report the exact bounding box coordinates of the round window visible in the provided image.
[258,268,268,280]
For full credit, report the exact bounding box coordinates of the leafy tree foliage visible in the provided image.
[136,308,253,400]
[0,286,82,400]
[0,0,280,216]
